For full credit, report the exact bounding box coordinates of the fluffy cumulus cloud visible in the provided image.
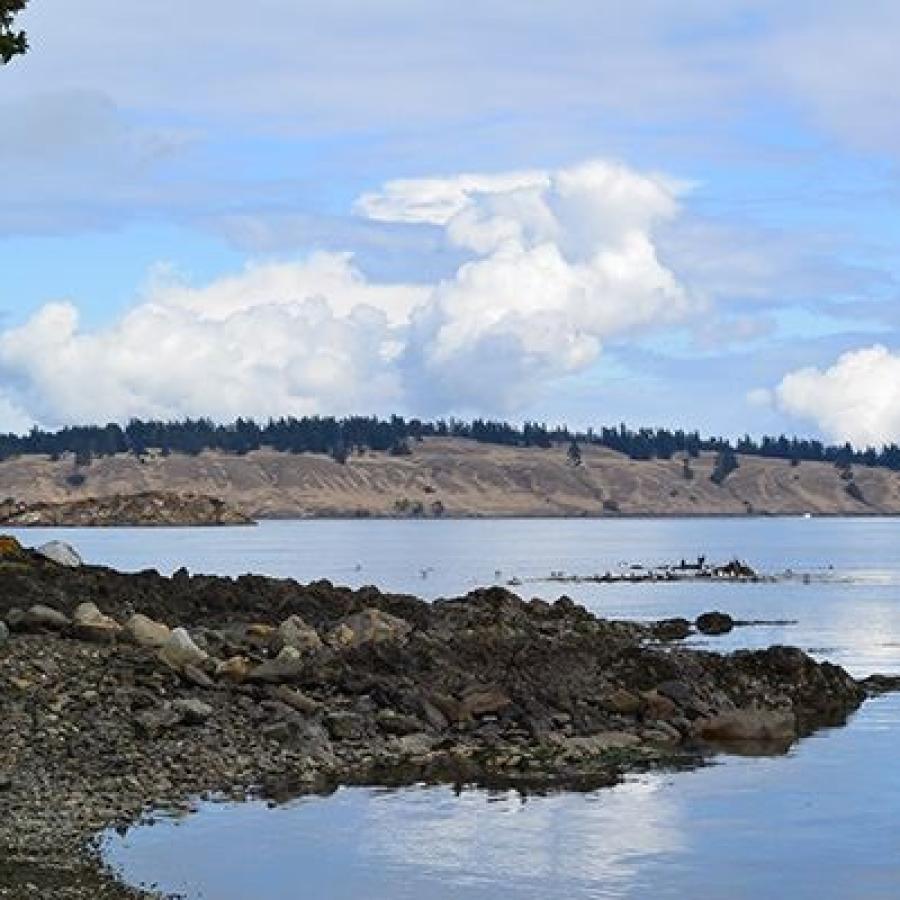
[774,345,900,446]
[0,160,699,427]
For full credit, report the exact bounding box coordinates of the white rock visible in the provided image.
[158,627,209,671]
[35,541,83,568]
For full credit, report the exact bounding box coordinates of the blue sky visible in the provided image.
[1,1,899,444]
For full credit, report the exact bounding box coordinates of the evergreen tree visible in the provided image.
[0,1,27,64]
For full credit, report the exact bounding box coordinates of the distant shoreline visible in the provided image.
[2,439,900,521]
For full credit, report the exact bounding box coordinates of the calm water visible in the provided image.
[15,518,900,898]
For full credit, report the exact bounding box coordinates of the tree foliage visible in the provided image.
[1,1,27,64]
[1,414,900,473]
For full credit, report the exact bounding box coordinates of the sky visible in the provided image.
[1,1,900,446]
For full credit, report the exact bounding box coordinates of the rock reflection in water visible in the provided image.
[105,694,900,900]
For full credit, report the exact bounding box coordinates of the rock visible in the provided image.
[326,608,412,649]
[216,656,253,683]
[460,686,512,718]
[695,708,797,744]
[124,613,172,649]
[271,615,322,655]
[72,602,122,643]
[652,617,692,641]
[0,535,25,560]
[696,611,734,635]
[35,540,82,568]
[641,689,678,720]
[395,733,436,755]
[552,732,641,757]
[656,680,693,706]
[269,685,321,715]
[325,711,367,741]
[174,697,214,725]
[0,620,8,648]
[182,664,215,688]
[158,627,209,671]
[247,623,275,640]
[134,707,182,737]
[376,709,426,736]
[860,673,900,695]
[601,688,642,715]
[247,646,304,684]
[22,604,70,631]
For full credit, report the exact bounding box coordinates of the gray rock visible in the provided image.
[271,615,322,655]
[174,697,214,724]
[248,646,304,684]
[35,540,82,568]
[158,627,209,671]
[0,620,8,648]
[23,604,70,631]
[325,711,367,740]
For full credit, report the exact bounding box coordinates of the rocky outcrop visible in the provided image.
[0,491,254,527]
[0,540,877,898]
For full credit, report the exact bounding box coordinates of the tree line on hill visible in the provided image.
[0,416,896,472]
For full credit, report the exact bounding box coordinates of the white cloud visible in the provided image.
[774,345,900,446]
[0,160,701,426]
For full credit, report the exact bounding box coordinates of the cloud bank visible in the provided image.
[0,160,698,428]
[774,345,900,446]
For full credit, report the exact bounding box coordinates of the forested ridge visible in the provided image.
[0,416,897,472]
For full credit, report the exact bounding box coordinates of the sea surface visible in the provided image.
[14,518,900,899]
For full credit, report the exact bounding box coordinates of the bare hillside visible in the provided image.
[0,438,898,518]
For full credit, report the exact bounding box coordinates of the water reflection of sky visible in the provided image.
[85,518,900,898]
[15,517,900,676]
[105,695,900,900]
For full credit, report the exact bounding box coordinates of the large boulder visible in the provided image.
[326,608,412,649]
[35,541,82,568]
[72,602,122,643]
[22,604,70,631]
[271,615,322,655]
[158,627,209,671]
[124,613,172,649]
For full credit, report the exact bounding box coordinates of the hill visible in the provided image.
[0,438,896,519]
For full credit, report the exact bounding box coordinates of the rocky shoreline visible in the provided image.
[0,537,881,898]
[0,492,255,528]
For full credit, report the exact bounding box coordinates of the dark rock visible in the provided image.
[656,680,693,706]
[652,617,692,640]
[696,611,735,635]
[325,711,367,741]
[376,710,426,736]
